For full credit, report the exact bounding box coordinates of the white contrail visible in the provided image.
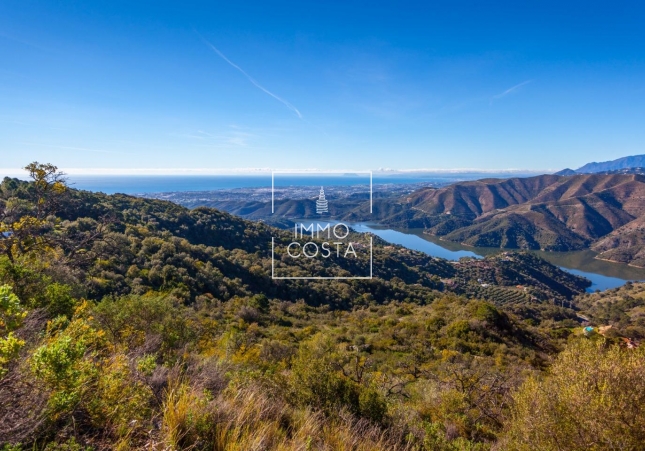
[491,79,533,102]
[199,35,302,119]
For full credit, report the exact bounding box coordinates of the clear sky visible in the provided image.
[1,1,644,173]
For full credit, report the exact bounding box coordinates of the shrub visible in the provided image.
[469,301,501,325]
[358,387,388,423]
[43,438,92,451]
[30,304,106,418]
[92,294,195,356]
[248,293,269,313]
[289,334,361,415]
[0,285,26,333]
[446,320,471,339]
[44,283,77,318]
[31,302,153,442]
[0,285,26,376]
[503,339,645,450]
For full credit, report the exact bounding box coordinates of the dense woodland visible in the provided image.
[1,163,645,450]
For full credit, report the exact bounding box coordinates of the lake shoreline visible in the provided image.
[344,222,645,292]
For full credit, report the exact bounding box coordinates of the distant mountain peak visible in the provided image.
[554,168,577,176]
[575,154,645,173]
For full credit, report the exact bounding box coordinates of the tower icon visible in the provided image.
[316,186,329,214]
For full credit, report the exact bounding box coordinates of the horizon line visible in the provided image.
[0,167,554,176]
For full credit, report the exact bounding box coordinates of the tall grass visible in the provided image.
[159,377,412,451]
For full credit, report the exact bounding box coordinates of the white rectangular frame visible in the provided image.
[271,170,373,280]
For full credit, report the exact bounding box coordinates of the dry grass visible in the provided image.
[156,377,413,451]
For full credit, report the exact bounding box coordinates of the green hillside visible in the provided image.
[1,164,642,451]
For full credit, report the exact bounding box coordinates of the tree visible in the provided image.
[0,162,67,261]
[0,163,110,270]
[23,162,68,219]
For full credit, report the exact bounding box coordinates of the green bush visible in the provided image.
[44,283,77,318]
[446,320,471,339]
[289,334,360,414]
[358,387,388,423]
[0,285,26,376]
[503,339,645,450]
[0,284,26,334]
[44,438,92,451]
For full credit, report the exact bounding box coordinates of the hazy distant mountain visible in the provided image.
[557,167,645,176]
[575,154,645,173]
[554,168,577,176]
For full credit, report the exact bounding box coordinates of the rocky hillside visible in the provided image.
[591,215,645,266]
[379,173,645,262]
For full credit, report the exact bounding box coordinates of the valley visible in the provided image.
[140,172,645,275]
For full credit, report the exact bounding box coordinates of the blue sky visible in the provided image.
[1,1,644,173]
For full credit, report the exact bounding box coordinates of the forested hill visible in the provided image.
[6,165,636,451]
[0,174,587,308]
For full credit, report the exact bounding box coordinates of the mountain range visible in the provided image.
[377,173,645,265]
[557,154,645,175]
[181,172,645,267]
[134,154,645,267]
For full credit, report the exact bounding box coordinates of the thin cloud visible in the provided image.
[19,143,118,154]
[0,32,52,52]
[0,119,31,126]
[175,128,253,147]
[198,33,302,119]
[429,80,535,118]
[490,80,533,103]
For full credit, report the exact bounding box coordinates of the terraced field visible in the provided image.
[468,284,533,305]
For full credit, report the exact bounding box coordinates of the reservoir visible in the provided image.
[347,223,645,292]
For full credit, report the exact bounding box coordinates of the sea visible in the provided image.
[58,172,537,195]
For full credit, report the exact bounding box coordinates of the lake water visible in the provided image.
[347,223,645,292]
